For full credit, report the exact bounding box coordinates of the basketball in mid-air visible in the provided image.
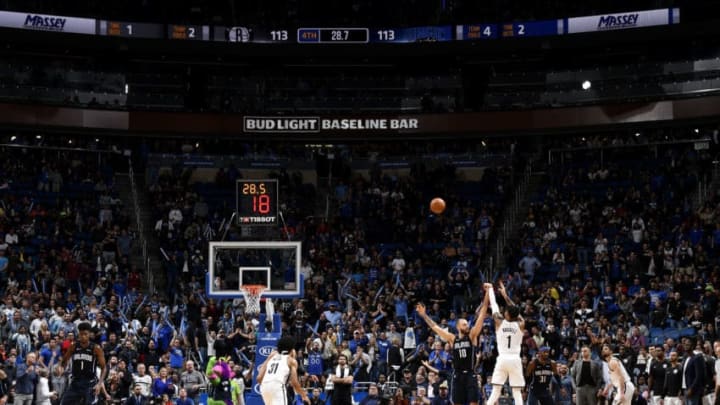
[430,197,446,214]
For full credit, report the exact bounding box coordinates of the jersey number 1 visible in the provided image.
[507,335,511,349]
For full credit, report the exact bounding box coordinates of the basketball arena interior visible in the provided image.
[1,0,720,404]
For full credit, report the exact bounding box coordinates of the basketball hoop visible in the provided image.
[240,284,267,316]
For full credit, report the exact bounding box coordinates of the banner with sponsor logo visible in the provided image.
[567,8,679,34]
[0,10,96,34]
[247,331,280,405]
[243,116,420,133]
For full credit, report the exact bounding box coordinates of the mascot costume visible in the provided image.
[206,356,242,405]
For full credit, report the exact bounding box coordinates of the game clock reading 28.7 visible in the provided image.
[236,179,278,225]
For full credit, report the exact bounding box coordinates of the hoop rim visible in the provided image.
[240,284,268,295]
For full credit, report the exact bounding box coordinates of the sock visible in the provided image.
[512,387,523,405]
[487,385,503,405]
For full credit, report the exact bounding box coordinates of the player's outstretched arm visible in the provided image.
[470,284,491,344]
[94,344,108,390]
[416,303,455,344]
[498,280,515,307]
[421,360,440,374]
[288,357,310,403]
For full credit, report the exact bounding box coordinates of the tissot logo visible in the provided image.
[258,346,274,356]
[24,14,67,31]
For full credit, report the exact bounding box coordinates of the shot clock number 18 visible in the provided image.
[236,179,278,225]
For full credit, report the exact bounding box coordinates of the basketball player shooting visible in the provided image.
[416,284,490,405]
[257,336,310,405]
[485,281,525,405]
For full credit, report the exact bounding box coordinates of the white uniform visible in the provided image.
[260,354,291,405]
[610,359,635,405]
[491,319,525,387]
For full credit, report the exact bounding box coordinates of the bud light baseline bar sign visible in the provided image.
[566,8,679,34]
[243,116,420,133]
[0,10,96,34]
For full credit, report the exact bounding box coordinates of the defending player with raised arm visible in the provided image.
[486,281,525,405]
[259,336,310,405]
[60,322,107,405]
[416,285,489,405]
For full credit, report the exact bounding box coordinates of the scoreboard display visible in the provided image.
[101,20,164,38]
[2,8,679,42]
[298,28,369,43]
[167,24,209,40]
[500,20,563,37]
[236,179,279,226]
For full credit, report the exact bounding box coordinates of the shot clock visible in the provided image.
[236,179,278,225]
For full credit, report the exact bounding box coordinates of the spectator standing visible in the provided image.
[35,367,56,405]
[174,388,194,405]
[127,385,146,405]
[151,367,176,399]
[50,365,67,405]
[330,354,353,404]
[179,361,205,403]
[518,251,541,284]
[571,346,604,405]
[15,352,38,405]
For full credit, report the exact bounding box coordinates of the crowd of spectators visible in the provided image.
[498,143,719,402]
[1,133,720,405]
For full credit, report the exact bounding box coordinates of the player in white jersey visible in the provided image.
[602,344,635,405]
[486,281,525,405]
[258,336,310,405]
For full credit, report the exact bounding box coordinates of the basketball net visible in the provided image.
[239,285,267,316]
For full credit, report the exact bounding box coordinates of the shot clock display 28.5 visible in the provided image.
[236,179,278,225]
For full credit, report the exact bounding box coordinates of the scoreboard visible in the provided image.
[236,179,279,226]
[1,8,680,43]
[298,28,370,43]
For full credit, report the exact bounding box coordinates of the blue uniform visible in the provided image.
[307,351,324,376]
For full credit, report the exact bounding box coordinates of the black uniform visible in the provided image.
[451,335,478,404]
[649,359,668,398]
[528,360,554,405]
[663,363,683,398]
[60,342,99,405]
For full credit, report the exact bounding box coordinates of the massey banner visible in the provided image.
[0,10,96,34]
[567,8,679,34]
[243,116,420,133]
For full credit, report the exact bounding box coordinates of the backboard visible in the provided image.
[207,241,303,299]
